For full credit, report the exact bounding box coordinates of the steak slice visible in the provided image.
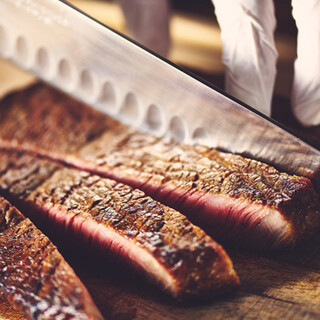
[78,132,320,249]
[0,196,103,320]
[0,83,319,249]
[0,150,239,298]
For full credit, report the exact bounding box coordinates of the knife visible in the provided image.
[1,0,320,190]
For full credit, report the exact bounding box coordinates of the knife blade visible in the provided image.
[1,0,320,190]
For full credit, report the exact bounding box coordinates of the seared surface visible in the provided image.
[0,150,239,297]
[0,83,318,249]
[0,83,112,154]
[0,196,103,320]
[80,131,320,248]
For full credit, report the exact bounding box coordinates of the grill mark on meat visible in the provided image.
[207,153,287,199]
[8,163,41,191]
[0,155,60,202]
[0,196,104,320]
[57,172,90,207]
[0,149,239,297]
[109,139,278,201]
[12,165,59,200]
[56,176,158,235]
[0,157,14,177]
[190,147,309,205]
[1,83,319,250]
[0,204,17,232]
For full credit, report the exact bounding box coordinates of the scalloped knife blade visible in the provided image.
[1,0,320,189]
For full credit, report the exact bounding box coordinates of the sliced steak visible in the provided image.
[0,83,319,249]
[0,196,103,320]
[78,132,320,249]
[0,150,239,298]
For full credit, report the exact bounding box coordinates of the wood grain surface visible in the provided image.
[69,237,320,320]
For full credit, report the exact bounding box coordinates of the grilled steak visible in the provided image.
[0,196,103,320]
[0,150,239,298]
[78,133,320,249]
[0,83,319,249]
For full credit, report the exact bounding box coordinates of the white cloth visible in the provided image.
[118,0,320,126]
[117,0,170,57]
[291,0,320,126]
[212,0,278,116]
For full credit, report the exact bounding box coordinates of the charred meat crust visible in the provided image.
[0,150,240,298]
[0,83,319,249]
[79,134,320,248]
[0,196,103,320]
[0,83,112,154]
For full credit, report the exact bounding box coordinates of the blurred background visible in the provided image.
[67,0,298,99]
[0,0,297,97]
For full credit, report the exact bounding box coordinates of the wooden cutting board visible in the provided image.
[2,237,320,320]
